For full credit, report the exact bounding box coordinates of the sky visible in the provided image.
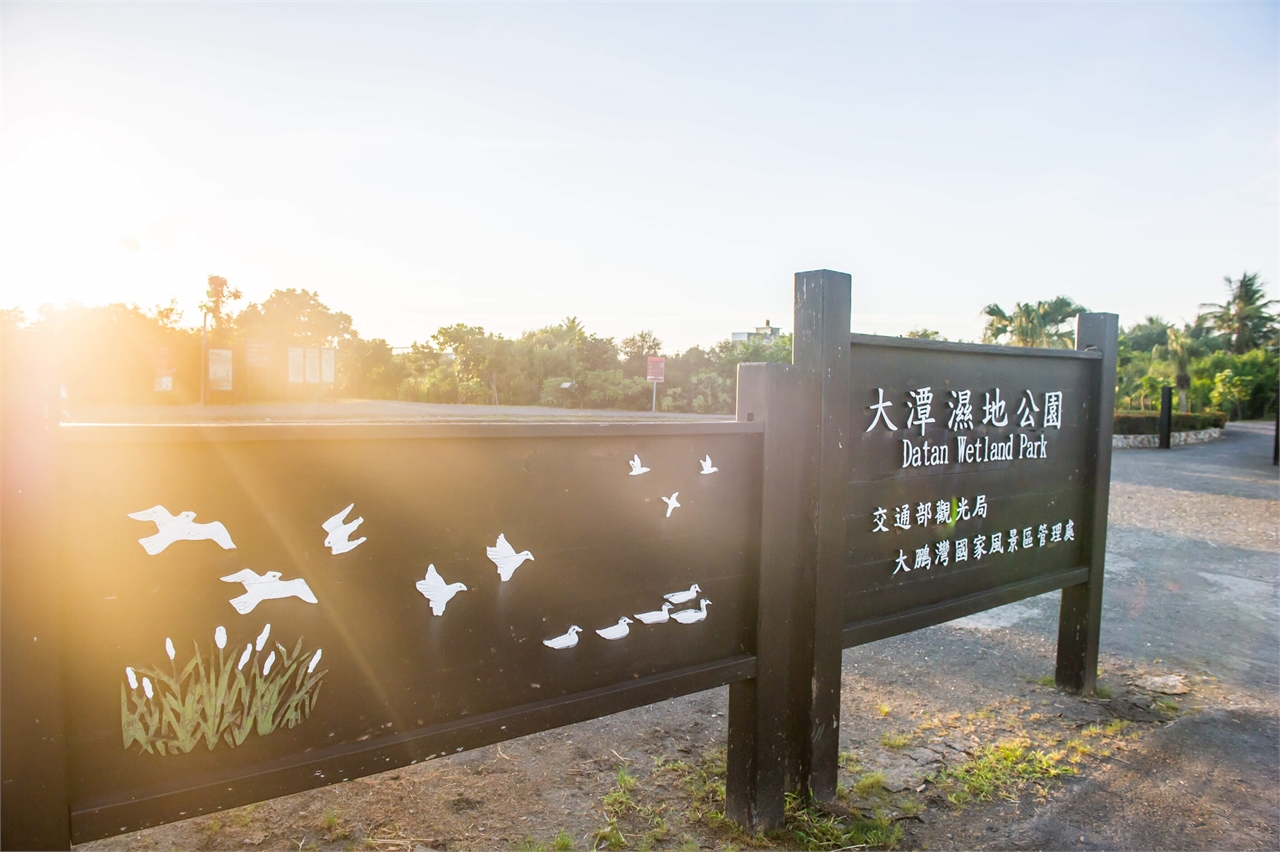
[1,2,1276,351]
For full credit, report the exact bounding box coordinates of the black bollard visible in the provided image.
[1158,386,1172,449]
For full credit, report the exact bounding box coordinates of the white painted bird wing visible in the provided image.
[220,568,262,585]
[293,579,318,604]
[322,504,355,533]
[128,505,175,523]
[201,521,237,550]
[487,533,515,560]
[416,565,446,598]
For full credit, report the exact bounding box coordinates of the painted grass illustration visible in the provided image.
[121,624,326,755]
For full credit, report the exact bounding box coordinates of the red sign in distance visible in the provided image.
[647,357,665,383]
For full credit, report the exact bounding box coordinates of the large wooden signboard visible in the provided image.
[0,271,1117,849]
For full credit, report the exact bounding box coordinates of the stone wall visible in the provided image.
[1112,427,1223,449]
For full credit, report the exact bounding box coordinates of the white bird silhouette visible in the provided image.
[661,492,681,517]
[628,454,650,476]
[671,598,711,624]
[596,617,633,640]
[220,569,318,614]
[543,625,582,650]
[128,506,236,556]
[699,455,719,475]
[415,564,467,616]
[321,503,366,554]
[663,583,701,605]
[634,602,674,624]
[487,533,535,582]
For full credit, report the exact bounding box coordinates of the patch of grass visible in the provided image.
[602,767,637,819]
[876,703,893,716]
[200,817,221,835]
[516,838,547,852]
[638,817,670,850]
[941,738,1075,806]
[782,794,903,850]
[1035,674,1056,687]
[1094,683,1115,699]
[591,819,626,850]
[880,732,911,750]
[1154,697,1179,713]
[322,809,348,841]
[676,837,700,852]
[552,829,575,851]
[838,750,862,773]
[894,797,924,817]
[229,804,256,827]
[854,771,886,798]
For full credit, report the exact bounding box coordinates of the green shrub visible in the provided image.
[1113,411,1227,434]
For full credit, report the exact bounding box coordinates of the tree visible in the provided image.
[235,289,353,347]
[1199,272,1277,354]
[981,297,1088,348]
[199,275,241,341]
[906,328,943,340]
[1120,316,1172,354]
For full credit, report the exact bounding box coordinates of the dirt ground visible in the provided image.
[78,421,1280,851]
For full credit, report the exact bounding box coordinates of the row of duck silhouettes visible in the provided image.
[543,585,711,650]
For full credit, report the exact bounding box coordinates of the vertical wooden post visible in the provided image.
[1055,312,1119,694]
[1,330,72,850]
[1158,386,1172,449]
[791,270,851,803]
[726,361,815,831]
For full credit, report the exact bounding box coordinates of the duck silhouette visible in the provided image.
[543,626,582,650]
[487,533,534,582]
[663,583,701,605]
[595,617,633,640]
[699,455,719,475]
[671,598,711,624]
[321,503,366,554]
[414,564,467,616]
[128,506,235,555]
[661,492,680,517]
[220,569,318,614]
[634,602,674,624]
[628,454,650,476]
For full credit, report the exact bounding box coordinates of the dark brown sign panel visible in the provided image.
[57,423,761,841]
[843,336,1101,636]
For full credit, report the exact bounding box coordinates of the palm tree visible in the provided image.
[1154,327,1202,412]
[1199,272,1277,354]
[981,297,1088,348]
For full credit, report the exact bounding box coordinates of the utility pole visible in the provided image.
[200,311,208,406]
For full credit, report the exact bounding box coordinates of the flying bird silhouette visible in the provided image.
[628,454,650,476]
[663,583,701,605]
[220,569,318,614]
[634,602,674,624]
[543,625,582,650]
[671,598,711,624]
[321,503,366,554]
[661,492,680,517]
[128,506,236,555]
[487,533,534,582]
[699,455,719,475]
[414,564,468,616]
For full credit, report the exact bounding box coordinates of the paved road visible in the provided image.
[942,420,1279,849]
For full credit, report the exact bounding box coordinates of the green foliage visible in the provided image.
[1112,411,1227,434]
[981,296,1087,348]
[1199,272,1278,354]
[782,793,903,850]
[939,739,1075,805]
[121,627,325,755]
